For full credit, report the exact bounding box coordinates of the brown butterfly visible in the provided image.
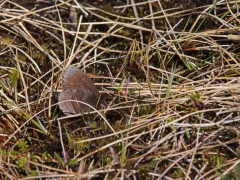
[58,65,99,115]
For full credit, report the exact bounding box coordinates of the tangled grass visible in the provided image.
[0,0,240,179]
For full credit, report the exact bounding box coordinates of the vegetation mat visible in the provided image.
[0,0,240,179]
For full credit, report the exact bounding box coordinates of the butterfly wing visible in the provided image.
[58,89,77,115]
[62,65,99,96]
[59,88,98,115]
[71,88,98,114]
